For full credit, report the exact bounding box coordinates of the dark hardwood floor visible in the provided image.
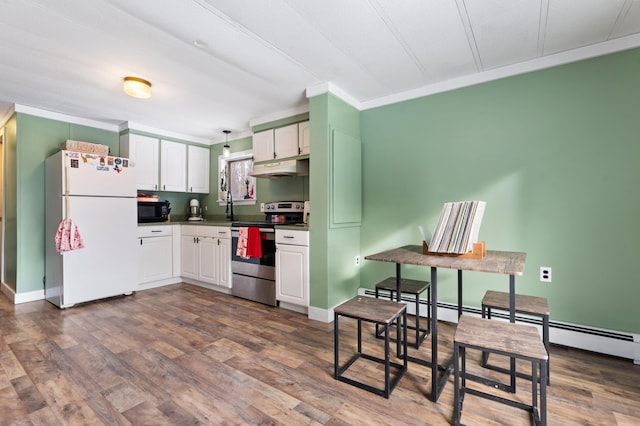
[1,283,639,425]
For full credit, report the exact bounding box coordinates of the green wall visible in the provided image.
[360,48,640,334]
[9,113,118,293]
[3,116,17,292]
[308,93,361,309]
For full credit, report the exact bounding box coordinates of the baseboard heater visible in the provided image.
[359,288,639,363]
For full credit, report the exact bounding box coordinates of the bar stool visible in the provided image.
[453,315,548,425]
[481,290,550,384]
[334,296,408,398]
[374,277,430,348]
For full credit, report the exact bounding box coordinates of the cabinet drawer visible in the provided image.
[216,227,231,239]
[196,226,219,238]
[275,229,309,246]
[138,225,173,238]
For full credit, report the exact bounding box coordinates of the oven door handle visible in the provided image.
[231,228,275,237]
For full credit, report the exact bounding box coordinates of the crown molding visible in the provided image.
[305,82,362,110]
[118,121,211,145]
[248,104,310,128]
[13,104,119,131]
[307,33,640,113]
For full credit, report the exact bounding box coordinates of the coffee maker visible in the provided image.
[188,199,203,221]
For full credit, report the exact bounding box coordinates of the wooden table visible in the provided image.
[365,245,526,402]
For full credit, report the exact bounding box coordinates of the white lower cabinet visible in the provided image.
[181,225,231,288]
[275,229,309,307]
[138,226,174,285]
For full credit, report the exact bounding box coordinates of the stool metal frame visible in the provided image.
[374,277,431,349]
[334,296,408,399]
[482,291,550,385]
[453,316,548,425]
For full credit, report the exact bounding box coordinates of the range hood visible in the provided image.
[250,159,309,178]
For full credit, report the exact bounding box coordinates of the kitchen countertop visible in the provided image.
[138,218,309,231]
[138,220,231,227]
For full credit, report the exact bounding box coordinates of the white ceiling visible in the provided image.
[1,0,640,143]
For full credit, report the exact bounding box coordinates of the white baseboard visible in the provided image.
[137,277,182,291]
[357,288,639,363]
[278,301,308,315]
[308,305,333,323]
[181,279,232,295]
[1,282,45,304]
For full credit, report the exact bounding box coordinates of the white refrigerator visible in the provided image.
[45,150,137,308]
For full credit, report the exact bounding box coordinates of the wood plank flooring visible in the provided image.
[1,283,639,425]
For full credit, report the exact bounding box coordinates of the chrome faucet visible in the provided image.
[226,190,234,221]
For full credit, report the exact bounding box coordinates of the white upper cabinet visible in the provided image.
[274,123,299,159]
[253,129,275,163]
[120,133,159,191]
[298,120,310,156]
[252,120,310,163]
[187,145,210,194]
[160,140,187,192]
[122,133,209,194]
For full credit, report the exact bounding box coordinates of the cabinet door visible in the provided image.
[161,140,187,192]
[180,235,198,280]
[275,244,309,306]
[198,236,218,284]
[253,130,274,162]
[298,121,310,156]
[217,237,232,288]
[187,145,210,194]
[121,134,159,191]
[274,123,299,159]
[139,236,173,284]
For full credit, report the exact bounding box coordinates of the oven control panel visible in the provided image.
[264,201,305,213]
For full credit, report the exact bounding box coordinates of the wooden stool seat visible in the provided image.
[482,290,550,384]
[375,277,431,348]
[453,316,548,425]
[375,277,430,295]
[482,290,549,316]
[334,296,408,398]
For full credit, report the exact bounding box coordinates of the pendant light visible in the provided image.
[123,76,152,99]
[222,130,231,157]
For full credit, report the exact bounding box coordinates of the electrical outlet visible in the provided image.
[355,256,360,266]
[540,266,552,283]
[260,203,265,212]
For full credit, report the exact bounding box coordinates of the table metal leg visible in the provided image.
[431,266,438,401]
[457,269,463,318]
[395,263,401,302]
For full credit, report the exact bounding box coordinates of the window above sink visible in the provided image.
[218,149,257,206]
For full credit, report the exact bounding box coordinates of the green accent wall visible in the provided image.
[3,115,17,292]
[360,48,640,334]
[7,113,118,294]
[308,93,362,309]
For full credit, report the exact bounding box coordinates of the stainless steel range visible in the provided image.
[231,201,305,306]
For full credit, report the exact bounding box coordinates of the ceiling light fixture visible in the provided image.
[222,130,231,157]
[123,76,152,99]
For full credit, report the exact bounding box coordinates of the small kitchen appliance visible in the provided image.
[188,198,203,221]
[137,200,170,223]
[303,201,310,224]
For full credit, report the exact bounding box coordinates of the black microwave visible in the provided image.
[138,201,171,223]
